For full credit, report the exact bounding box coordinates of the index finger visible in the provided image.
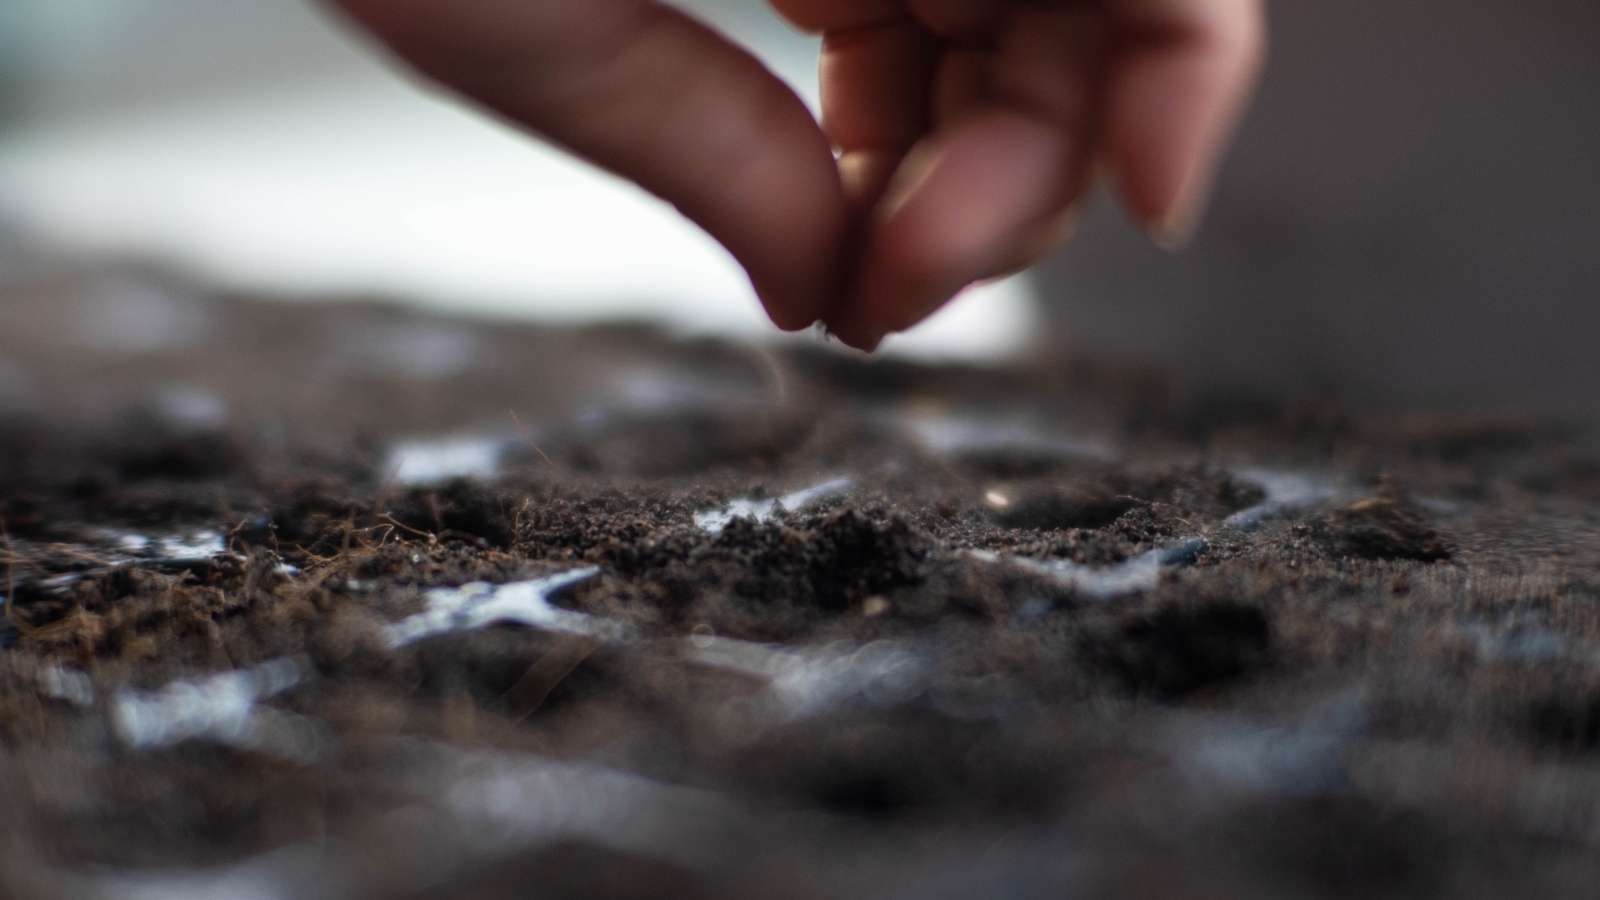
[329,0,849,329]
[1101,0,1266,245]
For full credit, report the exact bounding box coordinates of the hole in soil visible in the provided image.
[1527,689,1600,752]
[738,715,1067,822]
[386,482,521,547]
[417,838,730,900]
[1093,603,1274,699]
[807,766,922,820]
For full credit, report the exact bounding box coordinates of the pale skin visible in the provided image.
[328,0,1265,351]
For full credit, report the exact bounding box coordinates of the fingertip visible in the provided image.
[1106,128,1212,252]
[1102,1,1266,251]
[771,315,821,334]
[752,278,826,332]
[821,318,885,352]
[346,0,853,345]
[1149,218,1196,253]
[850,110,1084,336]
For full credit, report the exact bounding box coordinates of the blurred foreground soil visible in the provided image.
[3,268,1600,898]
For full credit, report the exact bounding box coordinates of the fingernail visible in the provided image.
[838,330,884,354]
[1149,212,1197,253]
[1149,181,1209,253]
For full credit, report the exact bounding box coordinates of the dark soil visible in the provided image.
[3,266,1600,898]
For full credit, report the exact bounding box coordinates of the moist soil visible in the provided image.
[4,266,1600,897]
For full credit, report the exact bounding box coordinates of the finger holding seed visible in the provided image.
[783,0,1266,350]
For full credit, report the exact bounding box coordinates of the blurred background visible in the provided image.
[0,0,1597,411]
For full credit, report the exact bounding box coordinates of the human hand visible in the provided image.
[329,0,1263,351]
[790,0,1265,349]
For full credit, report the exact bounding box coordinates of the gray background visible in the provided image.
[2,0,1598,413]
[1039,0,1600,413]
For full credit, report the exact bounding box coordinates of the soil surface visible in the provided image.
[4,265,1600,898]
